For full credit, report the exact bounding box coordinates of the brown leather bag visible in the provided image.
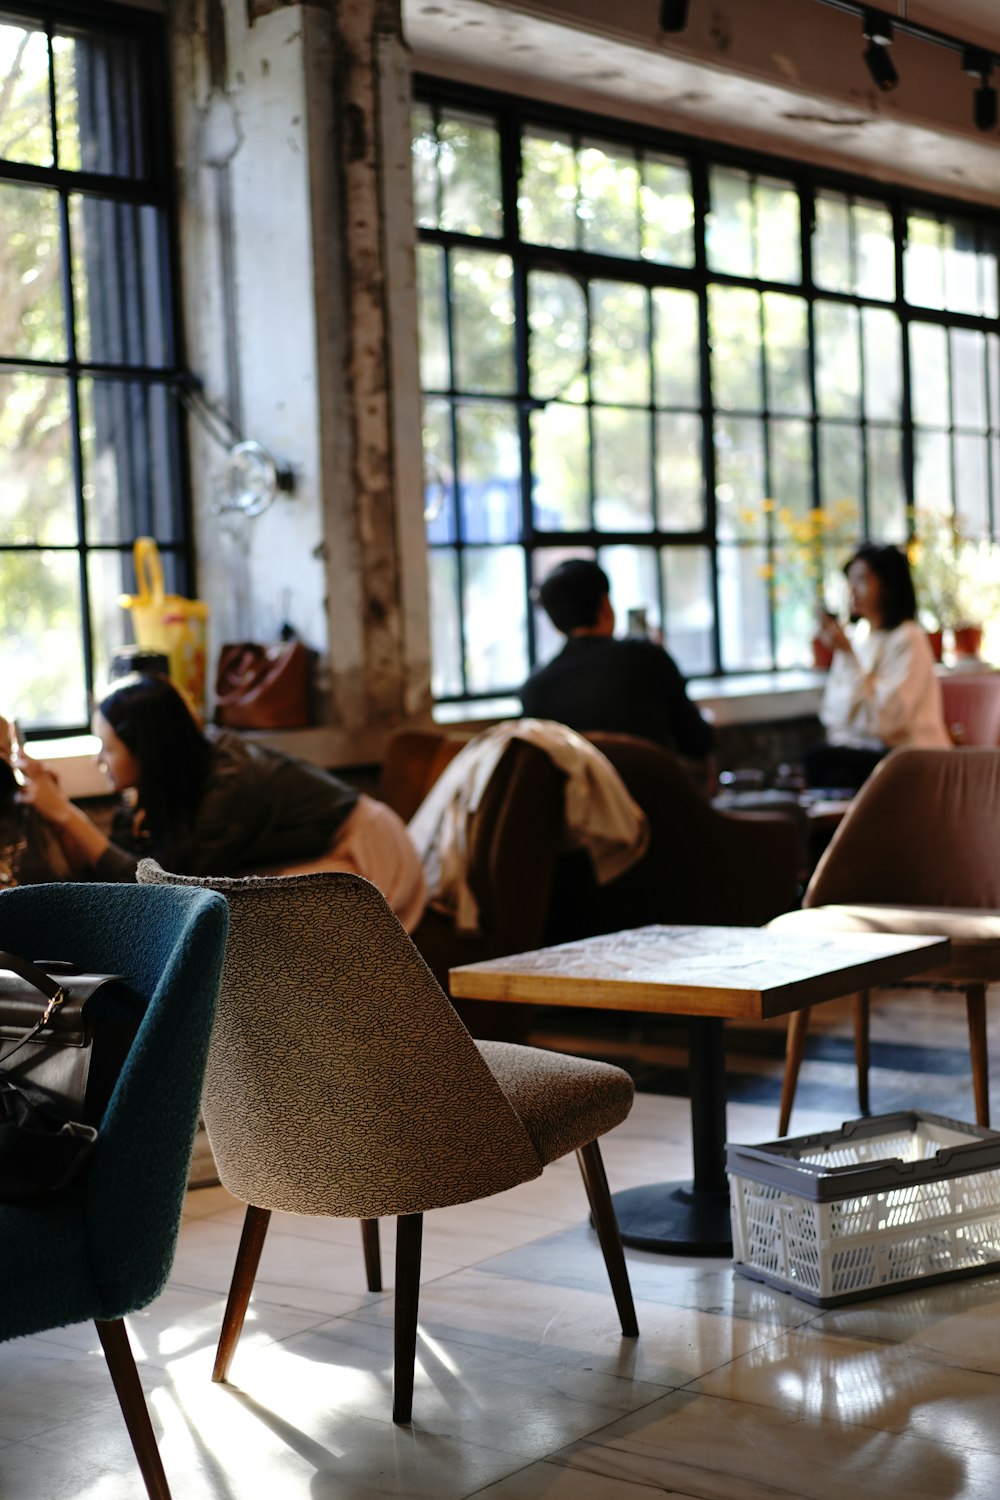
[214,639,312,729]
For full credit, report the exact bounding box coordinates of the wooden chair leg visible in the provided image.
[576,1139,638,1338]
[213,1204,271,1384]
[95,1318,171,1500]
[853,991,871,1116]
[966,983,990,1127]
[393,1213,423,1425]
[779,1007,812,1136]
[360,1217,382,1292]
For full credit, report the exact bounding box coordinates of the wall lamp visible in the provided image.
[964,48,998,133]
[659,0,690,33]
[862,11,899,92]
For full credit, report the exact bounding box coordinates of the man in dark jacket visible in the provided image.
[520,559,715,766]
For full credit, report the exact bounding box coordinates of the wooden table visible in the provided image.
[450,925,950,1256]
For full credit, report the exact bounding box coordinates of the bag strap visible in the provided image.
[0,952,69,1065]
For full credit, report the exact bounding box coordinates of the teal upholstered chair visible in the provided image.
[0,882,229,1500]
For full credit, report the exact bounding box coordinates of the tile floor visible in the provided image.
[4,990,1000,1499]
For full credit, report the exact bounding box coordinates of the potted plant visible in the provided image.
[758,498,860,668]
[909,510,1000,661]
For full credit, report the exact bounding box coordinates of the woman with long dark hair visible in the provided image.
[6,674,426,930]
[805,542,950,790]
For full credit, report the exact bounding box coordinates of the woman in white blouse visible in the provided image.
[805,542,951,791]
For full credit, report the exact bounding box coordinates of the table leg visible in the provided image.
[610,1016,732,1255]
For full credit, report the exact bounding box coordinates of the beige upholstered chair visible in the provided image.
[136,862,638,1424]
[769,747,1000,1134]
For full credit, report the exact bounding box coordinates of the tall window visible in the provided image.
[0,4,186,734]
[413,84,1000,701]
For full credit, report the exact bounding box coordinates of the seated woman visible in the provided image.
[805,542,951,791]
[3,673,426,931]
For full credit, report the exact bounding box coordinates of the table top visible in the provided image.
[448,925,950,1021]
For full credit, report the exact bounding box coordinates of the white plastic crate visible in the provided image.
[727,1111,1000,1306]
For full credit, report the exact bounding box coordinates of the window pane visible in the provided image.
[438,110,501,237]
[70,195,169,366]
[813,192,851,293]
[707,166,753,277]
[719,544,771,669]
[429,548,463,697]
[913,429,952,514]
[769,417,812,514]
[451,249,514,394]
[709,285,762,412]
[652,287,699,408]
[909,322,949,428]
[89,546,135,693]
[989,335,1000,429]
[417,244,449,390]
[55,27,148,178]
[655,412,704,530]
[590,280,649,405]
[905,215,944,309]
[866,425,905,541]
[662,546,713,674]
[955,434,989,535]
[579,138,640,259]
[519,129,576,249]
[818,420,861,510]
[422,398,455,544]
[855,200,895,300]
[455,401,520,543]
[943,219,981,316]
[593,407,652,531]
[411,103,438,229]
[1,550,86,727]
[463,545,527,691]
[951,328,987,430]
[862,307,901,421]
[0,182,65,360]
[0,372,74,544]
[527,269,587,402]
[641,153,694,266]
[80,379,180,543]
[814,301,860,418]
[531,403,589,530]
[599,545,660,635]
[715,414,764,541]
[0,24,51,166]
[763,292,810,415]
[756,176,800,284]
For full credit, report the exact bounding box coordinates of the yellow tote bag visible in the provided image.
[119,538,209,721]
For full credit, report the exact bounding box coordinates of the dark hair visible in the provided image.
[844,542,917,629]
[97,674,213,867]
[536,558,610,633]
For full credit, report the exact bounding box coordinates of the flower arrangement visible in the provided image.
[744,498,860,612]
[907,508,1000,637]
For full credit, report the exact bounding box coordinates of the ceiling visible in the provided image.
[402,0,1000,204]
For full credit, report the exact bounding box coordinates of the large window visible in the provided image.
[0,4,187,734]
[413,84,1000,700]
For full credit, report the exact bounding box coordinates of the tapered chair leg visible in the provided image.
[213,1205,272,1383]
[360,1217,382,1292]
[852,991,871,1115]
[393,1213,423,1425]
[966,984,990,1126]
[95,1319,171,1500]
[779,1006,812,1136]
[576,1139,638,1338]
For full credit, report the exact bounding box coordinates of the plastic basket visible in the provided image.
[727,1111,1000,1306]
[119,538,209,721]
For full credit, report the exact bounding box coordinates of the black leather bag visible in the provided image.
[0,953,137,1201]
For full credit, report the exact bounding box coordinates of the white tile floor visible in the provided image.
[4,992,1000,1499]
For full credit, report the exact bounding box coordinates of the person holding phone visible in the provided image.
[805,542,950,790]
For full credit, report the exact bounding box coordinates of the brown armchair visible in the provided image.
[770,746,1000,1133]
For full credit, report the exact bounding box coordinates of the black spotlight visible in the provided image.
[964,49,998,132]
[862,12,899,93]
[659,0,690,32]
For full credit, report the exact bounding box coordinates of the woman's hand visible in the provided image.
[815,610,852,654]
[14,755,75,825]
[0,716,13,765]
